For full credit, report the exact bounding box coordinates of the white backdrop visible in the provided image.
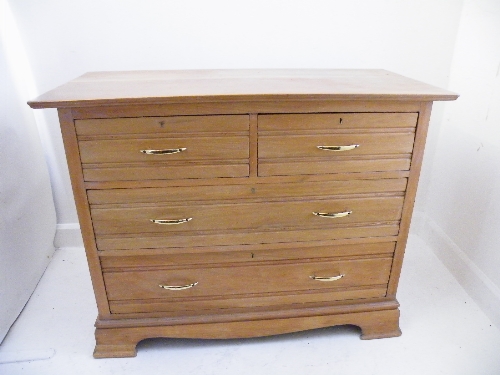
[8,0,500,330]
[0,0,56,342]
[419,0,500,328]
[9,0,463,227]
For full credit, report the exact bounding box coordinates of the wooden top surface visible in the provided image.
[28,69,458,109]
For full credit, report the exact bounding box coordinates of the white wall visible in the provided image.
[10,0,500,331]
[15,0,500,329]
[0,0,56,341]
[20,0,500,328]
[419,0,500,328]
[10,0,463,237]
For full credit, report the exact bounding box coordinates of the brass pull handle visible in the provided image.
[159,282,198,291]
[313,211,352,218]
[310,274,344,282]
[140,147,187,155]
[151,218,192,225]
[317,145,359,152]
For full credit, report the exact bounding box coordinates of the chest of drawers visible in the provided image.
[29,70,457,358]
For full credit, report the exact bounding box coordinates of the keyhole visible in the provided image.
[339,118,343,124]
[159,121,165,128]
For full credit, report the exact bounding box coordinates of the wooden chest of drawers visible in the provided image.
[29,70,457,358]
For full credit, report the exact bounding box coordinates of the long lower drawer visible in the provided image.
[91,196,404,235]
[103,257,392,313]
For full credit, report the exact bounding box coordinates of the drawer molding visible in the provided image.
[95,224,401,250]
[87,178,408,205]
[109,285,390,315]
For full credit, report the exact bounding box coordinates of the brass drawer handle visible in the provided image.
[159,282,198,291]
[317,145,359,152]
[150,218,192,225]
[313,211,352,218]
[140,147,187,155]
[310,274,344,282]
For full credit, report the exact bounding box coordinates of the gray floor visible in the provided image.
[1,234,500,375]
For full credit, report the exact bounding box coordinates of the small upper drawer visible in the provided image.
[259,133,414,159]
[79,136,249,164]
[258,113,418,131]
[75,115,249,136]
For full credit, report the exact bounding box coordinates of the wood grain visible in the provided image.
[259,112,418,131]
[259,157,411,176]
[103,257,392,302]
[95,224,401,250]
[76,114,249,136]
[28,69,458,109]
[79,136,249,163]
[100,242,396,269]
[259,133,415,158]
[93,308,401,358]
[56,109,111,317]
[84,171,410,190]
[109,286,389,314]
[97,236,399,257]
[387,101,433,297]
[83,163,249,181]
[91,196,404,235]
[87,178,408,205]
[28,70,457,358]
[71,100,423,119]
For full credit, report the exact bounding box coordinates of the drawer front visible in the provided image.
[258,113,415,177]
[258,113,418,131]
[79,136,249,164]
[109,286,389,314]
[103,257,393,303]
[100,242,396,268]
[87,178,408,204]
[258,133,414,159]
[83,164,249,181]
[259,158,411,177]
[75,115,249,136]
[96,224,401,250]
[91,196,404,235]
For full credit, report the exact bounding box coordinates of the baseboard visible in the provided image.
[416,215,500,329]
[0,243,54,343]
[54,223,83,249]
